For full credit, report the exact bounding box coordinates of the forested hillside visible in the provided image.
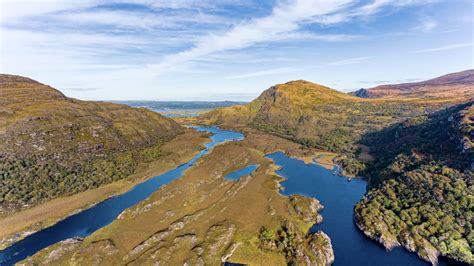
[202,77,473,264]
[0,75,184,213]
[355,101,473,264]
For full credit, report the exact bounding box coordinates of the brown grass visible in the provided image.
[0,129,210,249]
[21,131,324,265]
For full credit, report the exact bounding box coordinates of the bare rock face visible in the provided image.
[201,221,236,261]
[307,231,335,266]
[70,239,119,265]
[17,237,83,265]
[354,210,400,250]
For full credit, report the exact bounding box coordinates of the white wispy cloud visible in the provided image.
[412,42,474,53]
[1,0,462,101]
[0,0,95,21]
[310,0,436,25]
[413,16,438,32]
[147,0,354,73]
[0,0,224,21]
[148,0,434,73]
[226,67,300,79]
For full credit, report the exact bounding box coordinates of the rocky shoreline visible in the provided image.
[354,211,441,265]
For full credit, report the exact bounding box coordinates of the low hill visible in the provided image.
[355,101,473,264]
[201,80,448,155]
[0,74,184,212]
[351,69,474,100]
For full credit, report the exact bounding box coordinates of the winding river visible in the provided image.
[0,127,457,265]
[0,127,244,265]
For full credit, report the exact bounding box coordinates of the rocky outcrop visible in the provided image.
[353,213,400,250]
[349,88,371,98]
[17,237,83,265]
[289,195,323,224]
[307,231,335,265]
[355,212,441,265]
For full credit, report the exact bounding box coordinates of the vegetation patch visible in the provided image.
[355,102,473,264]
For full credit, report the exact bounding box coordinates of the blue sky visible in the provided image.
[0,0,472,101]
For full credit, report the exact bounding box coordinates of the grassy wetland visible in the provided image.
[18,130,336,265]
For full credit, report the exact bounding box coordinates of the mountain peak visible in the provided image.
[0,74,43,86]
[265,80,357,105]
[0,74,67,103]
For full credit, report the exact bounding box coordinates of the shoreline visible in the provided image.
[0,130,211,251]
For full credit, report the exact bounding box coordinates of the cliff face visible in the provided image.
[0,74,184,212]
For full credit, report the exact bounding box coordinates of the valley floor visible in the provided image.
[17,127,335,265]
[0,129,210,251]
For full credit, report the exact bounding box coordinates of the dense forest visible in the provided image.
[355,102,473,264]
[0,142,169,209]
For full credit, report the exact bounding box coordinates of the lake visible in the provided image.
[0,128,460,266]
[224,164,259,181]
[267,151,459,266]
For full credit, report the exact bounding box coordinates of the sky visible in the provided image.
[0,0,473,101]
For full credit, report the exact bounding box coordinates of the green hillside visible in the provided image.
[355,102,473,264]
[201,80,450,155]
[0,74,184,213]
[202,78,473,264]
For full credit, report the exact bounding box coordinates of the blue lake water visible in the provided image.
[0,126,244,266]
[1,128,463,266]
[224,164,259,181]
[266,151,458,266]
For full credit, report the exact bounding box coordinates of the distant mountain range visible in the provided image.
[114,100,247,114]
[350,69,474,100]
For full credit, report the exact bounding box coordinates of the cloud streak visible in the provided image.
[147,0,354,73]
[226,67,300,79]
[412,42,474,53]
[148,0,434,73]
[414,16,438,32]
